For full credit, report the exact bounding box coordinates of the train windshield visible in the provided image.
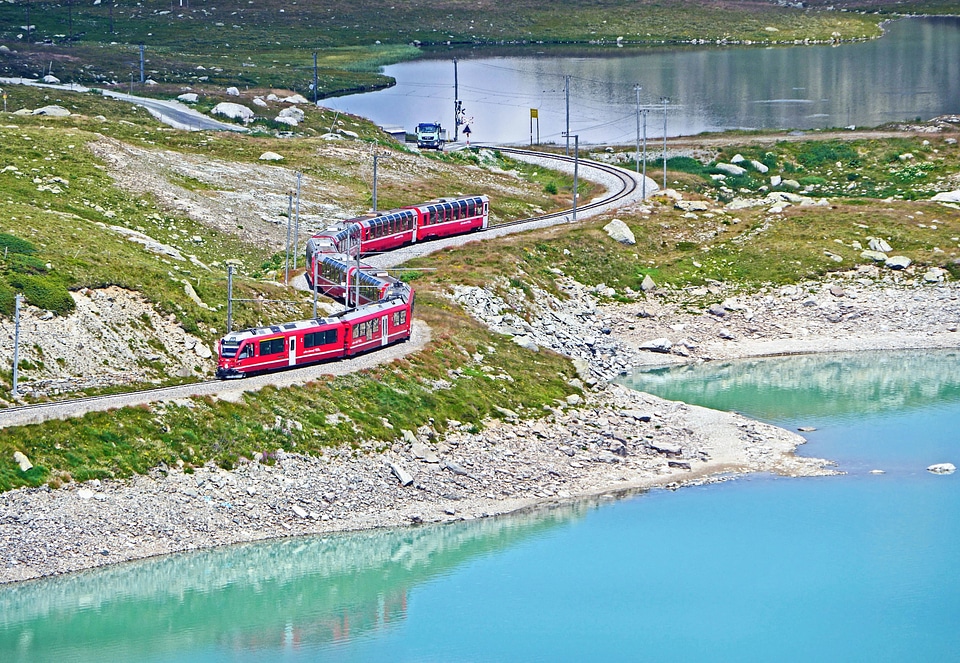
[220,340,240,358]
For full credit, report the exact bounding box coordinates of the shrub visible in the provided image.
[796,141,858,167]
[0,281,15,315]
[0,233,37,256]
[7,253,48,275]
[7,274,75,314]
[543,181,558,195]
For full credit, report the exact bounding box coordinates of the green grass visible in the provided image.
[649,134,960,202]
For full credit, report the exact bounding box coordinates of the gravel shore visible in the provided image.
[2,268,958,584]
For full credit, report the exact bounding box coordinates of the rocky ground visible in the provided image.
[7,263,960,583]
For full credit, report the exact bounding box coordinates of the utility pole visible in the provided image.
[139,44,145,84]
[353,226,361,309]
[453,58,459,143]
[642,109,648,199]
[292,172,302,272]
[12,293,21,400]
[109,1,115,34]
[313,52,318,104]
[565,75,570,156]
[563,133,579,222]
[372,149,391,213]
[226,265,233,333]
[24,2,30,42]
[661,97,669,190]
[634,84,641,173]
[284,191,292,284]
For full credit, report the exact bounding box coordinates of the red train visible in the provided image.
[308,253,399,307]
[305,195,489,275]
[216,194,488,379]
[216,280,414,379]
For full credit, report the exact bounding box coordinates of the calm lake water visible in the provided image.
[2,349,958,661]
[324,17,960,145]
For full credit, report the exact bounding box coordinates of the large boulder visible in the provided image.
[275,106,304,126]
[715,162,747,177]
[32,105,70,117]
[639,337,672,353]
[41,74,60,84]
[177,93,199,103]
[226,86,240,96]
[869,237,893,253]
[931,190,960,203]
[211,102,254,123]
[603,219,636,245]
[885,255,912,270]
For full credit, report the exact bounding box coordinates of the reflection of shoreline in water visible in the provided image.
[621,349,960,420]
[0,500,601,660]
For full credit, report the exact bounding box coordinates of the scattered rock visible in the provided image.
[211,102,254,123]
[32,105,70,117]
[885,256,912,270]
[639,337,672,353]
[177,93,199,103]
[259,151,284,161]
[603,219,636,245]
[387,460,414,486]
[13,451,32,472]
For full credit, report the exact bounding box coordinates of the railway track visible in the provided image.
[0,149,646,428]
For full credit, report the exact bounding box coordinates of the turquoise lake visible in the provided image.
[1,349,958,661]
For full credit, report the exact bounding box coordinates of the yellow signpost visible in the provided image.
[530,108,539,145]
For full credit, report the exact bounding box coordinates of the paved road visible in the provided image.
[0,77,243,132]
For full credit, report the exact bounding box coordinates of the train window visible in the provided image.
[324,329,338,344]
[392,310,407,326]
[260,338,284,355]
[239,344,253,359]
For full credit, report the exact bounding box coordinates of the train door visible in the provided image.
[381,315,389,346]
[288,336,296,366]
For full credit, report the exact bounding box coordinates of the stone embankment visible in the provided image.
[0,381,829,583]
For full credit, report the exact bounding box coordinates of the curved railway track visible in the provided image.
[0,149,646,429]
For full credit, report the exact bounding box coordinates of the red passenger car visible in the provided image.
[216,285,413,379]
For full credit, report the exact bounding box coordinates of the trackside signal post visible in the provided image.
[530,108,539,146]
